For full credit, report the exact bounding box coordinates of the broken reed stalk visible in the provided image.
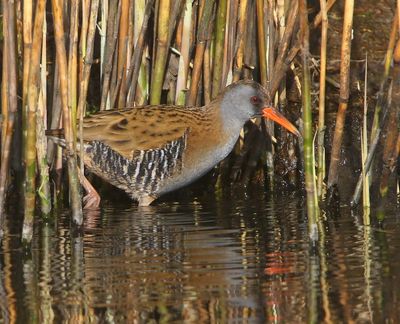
[317,0,328,198]
[150,0,171,105]
[299,0,319,240]
[187,0,215,106]
[327,0,354,192]
[51,0,83,225]
[24,0,46,240]
[0,1,18,228]
[211,0,227,99]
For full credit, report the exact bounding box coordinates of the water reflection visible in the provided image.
[0,190,399,323]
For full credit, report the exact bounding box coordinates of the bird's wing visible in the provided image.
[82,107,191,159]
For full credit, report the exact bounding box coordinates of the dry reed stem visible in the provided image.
[317,0,328,198]
[270,0,337,98]
[69,0,79,138]
[100,1,120,111]
[78,0,99,179]
[79,0,90,81]
[327,0,354,191]
[267,0,275,82]
[1,40,8,149]
[111,1,130,109]
[37,18,51,216]
[256,0,267,87]
[51,0,83,225]
[126,0,154,107]
[118,0,135,109]
[187,0,215,105]
[22,0,33,125]
[117,0,130,108]
[232,0,248,82]
[175,0,192,105]
[0,1,17,224]
[100,0,109,77]
[203,40,212,104]
[270,1,298,96]
[24,0,46,239]
[150,0,171,105]
[211,0,227,98]
[384,12,398,77]
[221,0,236,87]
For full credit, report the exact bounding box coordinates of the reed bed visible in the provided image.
[0,0,398,241]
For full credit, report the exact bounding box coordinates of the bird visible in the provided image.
[73,80,300,207]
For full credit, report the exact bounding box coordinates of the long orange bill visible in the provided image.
[262,107,301,137]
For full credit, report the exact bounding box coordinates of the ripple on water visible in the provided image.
[0,192,399,323]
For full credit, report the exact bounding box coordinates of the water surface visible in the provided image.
[1,190,399,323]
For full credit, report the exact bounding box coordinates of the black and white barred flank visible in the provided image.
[86,132,187,197]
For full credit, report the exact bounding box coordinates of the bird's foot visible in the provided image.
[83,190,101,209]
[78,167,101,209]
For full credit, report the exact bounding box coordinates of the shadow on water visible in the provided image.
[0,188,399,323]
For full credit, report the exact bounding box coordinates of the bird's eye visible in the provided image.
[250,96,260,105]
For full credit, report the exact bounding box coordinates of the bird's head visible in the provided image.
[221,80,300,137]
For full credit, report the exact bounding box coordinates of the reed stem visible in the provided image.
[51,0,83,225]
[150,0,171,105]
[327,0,354,191]
[24,0,47,240]
[211,0,227,98]
[0,1,17,226]
[317,0,328,198]
[300,0,319,240]
[126,0,154,107]
[187,0,215,105]
[175,0,192,105]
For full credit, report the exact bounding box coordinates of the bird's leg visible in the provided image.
[138,195,156,206]
[77,168,101,209]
